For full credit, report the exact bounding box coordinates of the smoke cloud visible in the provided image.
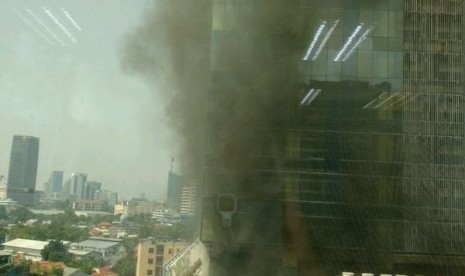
[121,0,211,179]
[122,0,327,275]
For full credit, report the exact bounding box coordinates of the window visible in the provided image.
[147,269,153,275]
[156,256,163,265]
[148,248,154,254]
[156,245,164,255]
[148,258,154,264]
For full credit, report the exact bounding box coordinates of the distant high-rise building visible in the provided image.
[180,182,197,216]
[95,189,118,206]
[45,171,63,195]
[69,173,87,199]
[85,181,101,200]
[166,171,183,211]
[6,135,39,205]
[62,178,71,195]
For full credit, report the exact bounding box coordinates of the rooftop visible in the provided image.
[3,239,49,251]
[69,249,92,256]
[75,240,120,249]
[0,250,12,256]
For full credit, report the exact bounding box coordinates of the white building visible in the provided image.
[72,238,122,264]
[3,238,49,261]
[114,198,161,217]
[180,184,197,216]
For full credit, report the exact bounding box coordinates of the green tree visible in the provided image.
[122,237,138,255]
[41,240,69,262]
[67,259,93,274]
[12,259,31,275]
[0,206,7,220]
[137,222,154,238]
[50,265,64,276]
[9,207,34,223]
[111,255,136,276]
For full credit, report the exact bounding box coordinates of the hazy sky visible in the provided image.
[0,0,177,199]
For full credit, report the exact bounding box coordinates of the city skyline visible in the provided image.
[0,0,177,200]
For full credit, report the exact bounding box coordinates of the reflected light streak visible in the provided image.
[11,8,54,45]
[334,23,363,62]
[312,20,339,61]
[342,25,374,62]
[300,89,315,105]
[300,88,321,106]
[61,8,82,32]
[43,7,77,44]
[25,8,65,46]
[302,22,326,61]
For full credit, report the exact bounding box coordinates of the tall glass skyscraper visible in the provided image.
[202,0,465,275]
[45,170,63,194]
[167,171,184,212]
[7,135,39,205]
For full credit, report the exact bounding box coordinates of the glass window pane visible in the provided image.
[342,52,358,78]
[212,3,225,31]
[358,50,373,78]
[373,51,388,78]
[373,37,389,51]
[373,11,389,37]
[389,12,403,38]
[389,38,403,51]
[388,51,403,79]
[389,0,404,11]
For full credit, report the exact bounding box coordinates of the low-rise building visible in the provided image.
[136,238,187,276]
[3,239,49,261]
[68,249,102,262]
[2,239,74,262]
[115,198,162,217]
[73,199,105,212]
[0,250,13,269]
[72,238,122,264]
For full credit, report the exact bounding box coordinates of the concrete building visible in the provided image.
[136,238,187,276]
[3,238,49,261]
[45,171,63,195]
[73,199,105,212]
[95,190,117,206]
[166,171,183,212]
[6,135,39,205]
[85,181,101,200]
[0,251,13,269]
[180,183,197,216]
[115,198,161,217]
[69,173,87,199]
[73,238,122,264]
[201,0,465,275]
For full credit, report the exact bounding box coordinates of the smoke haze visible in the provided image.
[122,0,211,180]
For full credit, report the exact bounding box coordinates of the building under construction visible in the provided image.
[201,0,465,275]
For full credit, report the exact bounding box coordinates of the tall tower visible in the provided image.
[46,171,63,195]
[166,171,183,212]
[69,173,87,199]
[85,181,101,200]
[202,0,465,275]
[6,135,39,205]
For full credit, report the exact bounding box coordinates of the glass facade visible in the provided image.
[203,0,465,275]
